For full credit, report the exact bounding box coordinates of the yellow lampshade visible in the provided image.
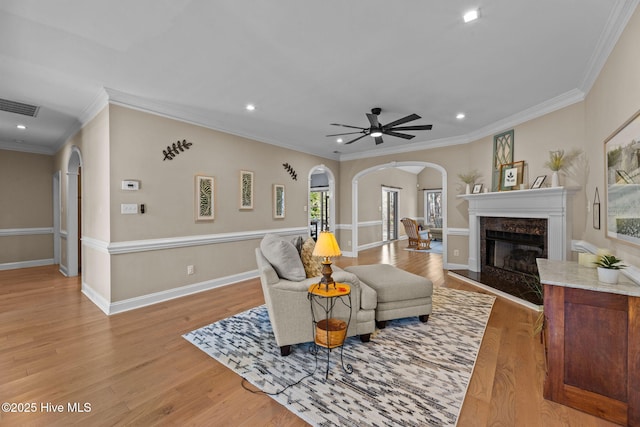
[312,231,342,258]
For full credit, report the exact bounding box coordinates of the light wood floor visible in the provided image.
[0,242,619,426]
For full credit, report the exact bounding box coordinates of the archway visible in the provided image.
[351,161,448,265]
[308,164,336,238]
[66,146,82,277]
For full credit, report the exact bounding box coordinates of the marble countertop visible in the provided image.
[537,259,640,297]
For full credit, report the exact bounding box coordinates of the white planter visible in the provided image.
[551,171,560,187]
[597,267,619,284]
[465,183,471,194]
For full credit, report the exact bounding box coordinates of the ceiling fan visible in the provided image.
[327,107,433,145]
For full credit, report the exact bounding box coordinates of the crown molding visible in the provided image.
[580,0,640,93]
[0,140,56,155]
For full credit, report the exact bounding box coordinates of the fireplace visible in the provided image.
[457,187,578,307]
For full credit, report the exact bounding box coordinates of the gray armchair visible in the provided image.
[255,247,377,356]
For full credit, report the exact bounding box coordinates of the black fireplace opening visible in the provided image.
[478,217,547,305]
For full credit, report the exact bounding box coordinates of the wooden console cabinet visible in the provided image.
[538,259,640,426]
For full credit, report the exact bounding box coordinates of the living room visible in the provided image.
[2,2,640,425]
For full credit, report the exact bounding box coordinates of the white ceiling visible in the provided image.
[0,1,638,161]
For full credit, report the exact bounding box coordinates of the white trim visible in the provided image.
[0,258,54,271]
[82,227,308,255]
[446,227,469,236]
[0,227,53,236]
[448,271,541,312]
[445,262,469,271]
[86,270,258,315]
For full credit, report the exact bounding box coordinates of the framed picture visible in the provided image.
[593,187,601,230]
[195,175,214,221]
[240,170,254,210]
[604,109,640,246]
[531,175,546,189]
[491,130,514,191]
[472,183,483,194]
[499,160,524,191]
[273,184,285,218]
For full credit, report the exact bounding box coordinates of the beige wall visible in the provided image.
[0,150,53,265]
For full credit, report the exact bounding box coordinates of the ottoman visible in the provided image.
[345,264,433,328]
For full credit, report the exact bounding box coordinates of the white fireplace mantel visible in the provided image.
[459,186,580,272]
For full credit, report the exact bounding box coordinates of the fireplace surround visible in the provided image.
[457,187,579,306]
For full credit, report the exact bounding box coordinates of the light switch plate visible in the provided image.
[121,203,138,214]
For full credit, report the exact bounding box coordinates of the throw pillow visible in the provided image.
[291,236,304,256]
[300,237,323,278]
[260,234,306,281]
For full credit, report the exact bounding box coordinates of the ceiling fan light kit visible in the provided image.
[327,107,432,146]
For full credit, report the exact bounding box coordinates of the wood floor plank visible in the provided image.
[0,244,619,426]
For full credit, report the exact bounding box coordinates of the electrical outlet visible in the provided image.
[187,265,194,275]
[453,249,460,256]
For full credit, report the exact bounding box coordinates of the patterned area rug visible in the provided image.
[183,287,495,426]
[403,240,443,254]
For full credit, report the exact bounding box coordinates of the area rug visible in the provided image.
[403,240,443,254]
[183,287,495,426]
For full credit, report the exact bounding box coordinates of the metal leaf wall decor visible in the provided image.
[163,139,193,161]
[282,163,297,180]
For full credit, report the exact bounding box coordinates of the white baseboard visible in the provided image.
[444,262,468,270]
[83,270,259,315]
[0,258,54,271]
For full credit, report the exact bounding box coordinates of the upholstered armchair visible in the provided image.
[255,236,377,356]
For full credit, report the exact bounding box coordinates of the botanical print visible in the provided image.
[274,184,285,218]
[240,171,254,209]
[195,175,214,221]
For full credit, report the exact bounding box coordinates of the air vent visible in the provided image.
[0,98,39,117]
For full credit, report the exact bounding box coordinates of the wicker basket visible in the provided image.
[315,318,347,348]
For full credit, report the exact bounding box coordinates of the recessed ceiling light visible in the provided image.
[336,138,343,144]
[245,104,256,111]
[16,124,27,130]
[463,9,479,23]
[456,113,466,120]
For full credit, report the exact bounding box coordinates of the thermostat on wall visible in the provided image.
[122,180,140,191]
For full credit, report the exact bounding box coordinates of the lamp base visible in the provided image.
[319,260,335,291]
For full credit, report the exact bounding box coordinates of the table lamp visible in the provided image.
[312,231,342,290]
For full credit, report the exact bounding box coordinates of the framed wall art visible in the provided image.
[472,183,483,194]
[195,175,214,221]
[273,184,285,218]
[240,170,254,210]
[499,160,524,191]
[492,130,514,191]
[604,109,640,246]
[531,175,546,189]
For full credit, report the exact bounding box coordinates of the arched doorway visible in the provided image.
[66,146,82,277]
[308,164,336,239]
[351,161,448,265]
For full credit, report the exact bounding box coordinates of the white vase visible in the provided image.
[465,183,471,194]
[597,267,619,284]
[551,171,559,187]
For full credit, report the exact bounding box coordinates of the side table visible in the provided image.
[308,282,353,379]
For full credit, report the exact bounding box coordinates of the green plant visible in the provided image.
[457,169,482,184]
[594,254,626,269]
[544,148,582,172]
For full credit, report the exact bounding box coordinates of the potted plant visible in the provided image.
[594,254,626,284]
[458,170,482,194]
[544,148,582,187]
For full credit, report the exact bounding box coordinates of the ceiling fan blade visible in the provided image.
[326,131,365,137]
[374,136,384,145]
[345,134,368,145]
[382,113,421,129]
[390,124,433,131]
[384,130,415,140]
[330,123,367,130]
[366,113,380,128]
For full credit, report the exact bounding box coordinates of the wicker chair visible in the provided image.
[401,217,431,250]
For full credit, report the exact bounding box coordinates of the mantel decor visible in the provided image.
[604,109,640,247]
[499,160,524,191]
[593,187,601,230]
[492,130,514,191]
